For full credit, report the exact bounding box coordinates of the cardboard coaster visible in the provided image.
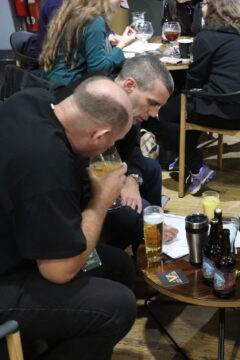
[157,269,189,287]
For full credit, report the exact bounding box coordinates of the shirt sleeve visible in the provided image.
[186,32,213,89]
[15,189,87,260]
[83,17,125,73]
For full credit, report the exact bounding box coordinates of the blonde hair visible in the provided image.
[39,0,114,71]
[205,0,240,32]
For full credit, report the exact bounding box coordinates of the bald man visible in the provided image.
[0,76,136,360]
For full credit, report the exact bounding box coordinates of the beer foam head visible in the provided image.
[144,212,163,225]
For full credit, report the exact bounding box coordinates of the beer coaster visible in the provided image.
[157,269,189,287]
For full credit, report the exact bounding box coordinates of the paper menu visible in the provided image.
[123,42,162,53]
[163,214,189,259]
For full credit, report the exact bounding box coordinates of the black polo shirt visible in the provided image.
[0,88,87,279]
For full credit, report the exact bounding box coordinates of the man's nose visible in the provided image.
[148,106,160,118]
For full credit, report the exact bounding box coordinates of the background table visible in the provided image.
[150,36,191,71]
[137,244,240,360]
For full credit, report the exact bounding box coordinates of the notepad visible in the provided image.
[160,57,182,65]
[163,214,189,259]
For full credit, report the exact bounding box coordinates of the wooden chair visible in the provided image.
[179,90,240,197]
[9,31,38,69]
[0,320,24,360]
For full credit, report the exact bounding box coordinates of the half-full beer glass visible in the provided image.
[143,206,164,263]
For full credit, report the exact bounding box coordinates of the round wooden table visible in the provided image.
[137,244,240,360]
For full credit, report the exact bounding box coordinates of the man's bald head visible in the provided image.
[72,76,133,131]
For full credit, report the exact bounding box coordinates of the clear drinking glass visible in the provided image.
[162,21,181,55]
[143,206,164,263]
[131,20,154,43]
[131,11,145,25]
[89,146,122,209]
[202,191,220,220]
[222,213,240,254]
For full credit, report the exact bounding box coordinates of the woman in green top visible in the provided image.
[39,0,136,85]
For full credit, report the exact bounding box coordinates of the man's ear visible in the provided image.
[122,77,137,94]
[91,128,111,144]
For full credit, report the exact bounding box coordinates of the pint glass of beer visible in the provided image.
[143,205,164,263]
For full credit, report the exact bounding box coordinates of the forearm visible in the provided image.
[81,203,108,253]
[37,204,108,284]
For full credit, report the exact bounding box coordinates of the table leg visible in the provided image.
[218,308,225,360]
[145,293,190,360]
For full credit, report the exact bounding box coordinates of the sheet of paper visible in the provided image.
[163,213,189,259]
[123,42,162,53]
[234,230,240,247]
[160,57,182,65]
[163,213,240,259]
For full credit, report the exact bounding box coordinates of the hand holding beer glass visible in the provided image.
[89,146,123,209]
[143,206,164,263]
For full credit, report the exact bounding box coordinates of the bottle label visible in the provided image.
[202,256,215,279]
[214,269,236,291]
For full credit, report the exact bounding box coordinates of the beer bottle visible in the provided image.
[214,208,223,234]
[162,3,169,44]
[202,218,222,285]
[213,229,236,298]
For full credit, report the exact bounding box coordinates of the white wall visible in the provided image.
[0,0,20,49]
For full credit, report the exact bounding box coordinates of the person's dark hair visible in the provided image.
[117,55,174,95]
[204,0,240,32]
[72,76,129,131]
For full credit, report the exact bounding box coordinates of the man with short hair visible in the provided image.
[55,55,178,253]
[0,76,136,360]
[102,55,177,252]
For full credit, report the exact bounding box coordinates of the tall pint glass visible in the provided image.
[143,206,164,263]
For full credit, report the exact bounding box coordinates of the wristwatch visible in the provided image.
[128,174,143,186]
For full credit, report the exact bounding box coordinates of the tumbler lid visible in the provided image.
[185,213,208,230]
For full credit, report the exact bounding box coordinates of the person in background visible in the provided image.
[190,0,203,35]
[155,0,240,195]
[36,0,63,54]
[36,0,130,55]
[162,0,195,36]
[55,55,179,253]
[0,76,137,360]
[39,0,136,85]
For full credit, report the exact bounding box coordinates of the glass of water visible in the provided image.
[132,20,154,43]
[222,213,240,253]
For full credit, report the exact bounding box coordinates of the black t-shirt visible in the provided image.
[0,88,88,278]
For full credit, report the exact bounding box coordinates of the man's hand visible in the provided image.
[120,176,142,213]
[164,224,179,243]
[88,163,128,211]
